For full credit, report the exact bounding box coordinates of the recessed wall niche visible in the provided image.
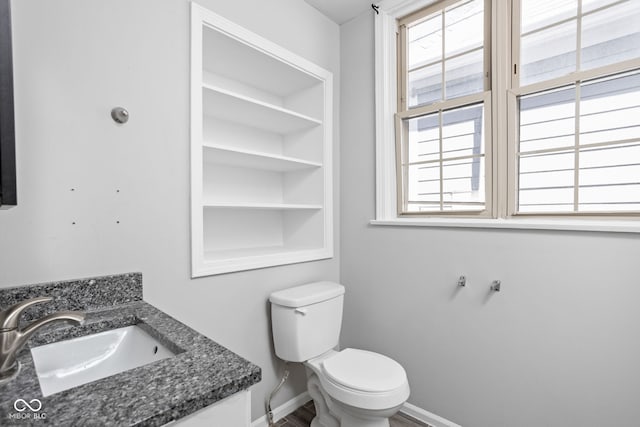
[190,4,333,277]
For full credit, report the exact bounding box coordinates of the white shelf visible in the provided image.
[201,245,333,275]
[202,22,320,98]
[202,84,321,134]
[202,144,321,172]
[203,202,323,210]
[191,4,333,277]
[205,244,323,260]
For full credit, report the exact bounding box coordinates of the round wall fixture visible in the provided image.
[111,107,129,124]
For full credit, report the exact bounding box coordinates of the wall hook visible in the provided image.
[111,107,129,124]
[491,280,501,292]
[371,4,379,14]
[457,275,466,287]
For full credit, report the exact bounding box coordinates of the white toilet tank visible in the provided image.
[270,281,345,362]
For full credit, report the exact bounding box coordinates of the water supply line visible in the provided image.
[266,361,289,427]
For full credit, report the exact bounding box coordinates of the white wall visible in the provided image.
[340,11,640,427]
[0,0,339,420]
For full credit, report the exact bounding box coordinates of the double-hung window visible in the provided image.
[380,0,640,227]
[396,0,492,216]
[511,0,640,216]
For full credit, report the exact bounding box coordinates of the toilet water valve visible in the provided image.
[294,308,308,316]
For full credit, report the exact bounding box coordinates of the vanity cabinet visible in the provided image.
[190,4,333,277]
[169,390,251,427]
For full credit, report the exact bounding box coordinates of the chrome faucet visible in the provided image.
[0,296,85,382]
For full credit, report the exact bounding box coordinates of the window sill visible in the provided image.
[370,217,640,234]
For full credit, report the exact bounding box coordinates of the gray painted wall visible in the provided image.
[0,0,339,420]
[340,11,640,427]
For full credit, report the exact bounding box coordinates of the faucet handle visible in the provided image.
[0,296,53,331]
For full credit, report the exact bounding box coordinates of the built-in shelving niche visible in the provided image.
[190,4,333,276]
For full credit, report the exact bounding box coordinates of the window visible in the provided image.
[375,0,640,227]
[511,0,640,216]
[396,0,492,215]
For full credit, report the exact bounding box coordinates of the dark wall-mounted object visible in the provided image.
[0,0,16,207]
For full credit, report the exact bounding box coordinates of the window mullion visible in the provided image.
[510,0,520,89]
[574,83,581,212]
[398,92,487,119]
[511,58,640,97]
[518,138,640,157]
[441,10,446,102]
[574,0,582,213]
[398,24,407,112]
[439,109,444,210]
[438,4,446,210]
[410,46,483,74]
[395,114,405,215]
[484,0,492,92]
[577,0,583,72]
[403,120,410,213]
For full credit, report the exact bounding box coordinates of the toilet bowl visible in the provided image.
[306,349,410,427]
[269,282,410,427]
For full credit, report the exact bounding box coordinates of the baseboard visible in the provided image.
[401,402,462,427]
[251,391,311,427]
[251,392,460,427]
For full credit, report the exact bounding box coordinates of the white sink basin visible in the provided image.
[31,325,176,396]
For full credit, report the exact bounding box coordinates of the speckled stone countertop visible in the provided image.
[0,273,261,426]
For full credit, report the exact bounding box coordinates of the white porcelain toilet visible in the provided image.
[270,281,410,427]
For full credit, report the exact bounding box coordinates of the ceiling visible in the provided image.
[304,0,374,24]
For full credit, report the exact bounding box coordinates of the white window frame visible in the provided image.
[508,1,640,219]
[372,0,640,233]
[395,0,494,218]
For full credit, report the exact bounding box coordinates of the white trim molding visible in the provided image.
[371,217,640,234]
[374,0,440,220]
[401,401,462,427]
[373,3,398,220]
[374,0,486,221]
[250,391,462,427]
[251,392,311,427]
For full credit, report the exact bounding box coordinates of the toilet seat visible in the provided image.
[323,348,407,393]
[308,348,410,411]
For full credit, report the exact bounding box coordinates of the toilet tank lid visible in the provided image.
[269,281,345,307]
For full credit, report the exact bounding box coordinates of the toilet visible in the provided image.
[270,282,410,427]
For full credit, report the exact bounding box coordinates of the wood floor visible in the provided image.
[275,400,430,427]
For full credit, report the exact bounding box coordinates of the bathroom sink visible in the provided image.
[31,325,175,396]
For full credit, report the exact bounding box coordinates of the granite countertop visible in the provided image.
[0,273,261,426]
